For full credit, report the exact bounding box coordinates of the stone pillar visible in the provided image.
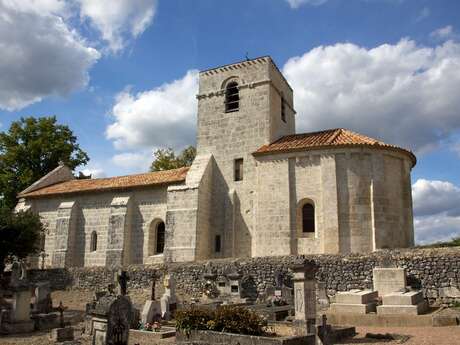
[106,196,132,268]
[52,201,77,268]
[320,155,340,254]
[293,262,317,335]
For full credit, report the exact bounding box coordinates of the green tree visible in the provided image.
[0,207,44,274]
[0,116,89,210]
[150,146,196,172]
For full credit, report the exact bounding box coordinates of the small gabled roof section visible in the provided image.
[253,128,416,167]
[19,167,189,198]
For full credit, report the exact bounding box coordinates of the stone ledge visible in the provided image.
[382,291,424,306]
[329,302,377,314]
[335,290,378,304]
[377,301,428,315]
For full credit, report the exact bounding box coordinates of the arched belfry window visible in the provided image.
[90,231,98,252]
[302,203,315,233]
[225,81,239,112]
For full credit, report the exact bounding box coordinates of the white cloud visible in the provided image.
[77,0,157,52]
[0,0,100,110]
[79,167,106,178]
[414,214,460,244]
[106,70,199,151]
[430,25,457,41]
[412,179,460,217]
[412,179,460,244]
[286,0,327,8]
[112,151,152,172]
[283,39,460,153]
[2,0,68,15]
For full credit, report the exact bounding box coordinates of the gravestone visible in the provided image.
[227,271,242,296]
[292,261,317,335]
[141,275,161,324]
[34,282,53,314]
[49,302,74,342]
[216,276,229,296]
[373,267,407,297]
[7,259,34,333]
[160,273,177,320]
[90,271,133,345]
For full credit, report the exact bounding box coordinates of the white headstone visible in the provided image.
[373,268,407,297]
[141,300,161,324]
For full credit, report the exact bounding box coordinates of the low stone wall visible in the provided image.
[28,247,460,306]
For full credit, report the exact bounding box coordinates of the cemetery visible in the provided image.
[0,248,458,345]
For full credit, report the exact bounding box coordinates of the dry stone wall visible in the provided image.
[28,247,460,306]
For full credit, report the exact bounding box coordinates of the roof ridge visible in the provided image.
[75,166,190,183]
[19,166,190,198]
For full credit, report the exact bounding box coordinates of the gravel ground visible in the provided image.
[2,325,459,345]
[337,326,460,345]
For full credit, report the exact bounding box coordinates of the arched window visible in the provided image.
[302,203,315,233]
[90,231,98,252]
[225,81,239,112]
[156,221,165,254]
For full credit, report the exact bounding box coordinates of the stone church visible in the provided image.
[16,56,416,268]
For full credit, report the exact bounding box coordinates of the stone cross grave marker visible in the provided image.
[117,270,130,296]
[39,251,49,270]
[57,301,68,328]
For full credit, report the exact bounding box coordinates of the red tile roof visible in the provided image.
[19,167,189,198]
[254,128,416,166]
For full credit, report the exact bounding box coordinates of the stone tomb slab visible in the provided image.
[130,326,176,341]
[335,290,378,304]
[373,268,406,297]
[376,301,428,316]
[329,303,376,314]
[50,327,74,342]
[382,291,424,306]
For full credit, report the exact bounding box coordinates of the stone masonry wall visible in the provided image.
[28,247,460,306]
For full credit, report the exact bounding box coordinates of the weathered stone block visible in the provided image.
[376,300,428,315]
[335,289,378,304]
[382,291,424,306]
[50,327,74,342]
[329,302,377,314]
[373,268,406,296]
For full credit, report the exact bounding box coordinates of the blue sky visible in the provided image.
[0,0,459,243]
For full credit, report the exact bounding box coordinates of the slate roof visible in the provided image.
[19,167,189,198]
[253,128,416,166]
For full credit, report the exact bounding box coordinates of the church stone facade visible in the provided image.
[16,56,416,268]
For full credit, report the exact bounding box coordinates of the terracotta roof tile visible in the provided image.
[19,167,189,198]
[254,128,416,166]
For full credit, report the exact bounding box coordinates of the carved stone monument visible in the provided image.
[160,273,176,320]
[373,267,407,297]
[141,274,161,324]
[50,302,74,342]
[6,259,34,333]
[90,271,133,345]
[33,282,53,314]
[292,261,317,335]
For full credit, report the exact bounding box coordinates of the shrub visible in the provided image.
[211,306,266,335]
[175,305,266,336]
[175,307,214,334]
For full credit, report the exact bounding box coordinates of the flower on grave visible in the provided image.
[153,321,161,332]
